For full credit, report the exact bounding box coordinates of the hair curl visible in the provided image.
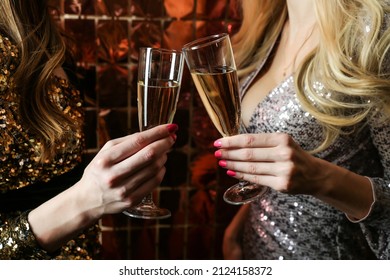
[0,0,80,161]
[233,0,390,152]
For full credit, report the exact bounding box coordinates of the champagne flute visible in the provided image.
[182,33,267,205]
[123,47,184,219]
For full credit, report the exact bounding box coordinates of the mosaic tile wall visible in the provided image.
[49,0,242,259]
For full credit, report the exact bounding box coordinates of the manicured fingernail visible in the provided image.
[170,134,177,141]
[218,160,227,167]
[227,170,236,177]
[214,140,222,148]
[214,150,222,158]
[167,124,178,133]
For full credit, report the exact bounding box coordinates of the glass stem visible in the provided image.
[141,193,155,205]
[238,180,249,188]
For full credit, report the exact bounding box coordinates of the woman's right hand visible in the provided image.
[28,123,178,252]
[79,123,178,218]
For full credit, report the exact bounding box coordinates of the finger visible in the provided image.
[99,123,178,165]
[218,160,292,177]
[226,171,286,192]
[123,167,166,207]
[215,146,281,162]
[110,136,171,182]
[214,133,293,149]
[119,152,168,192]
[101,166,166,213]
[101,123,178,151]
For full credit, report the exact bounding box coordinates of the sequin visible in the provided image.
[0,33,100,259]
[239,16,390,260]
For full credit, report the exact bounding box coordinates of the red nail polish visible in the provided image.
[218,160,227,167]
[227,170,236,177]
[167,124,178,133]
[214,150,222,158]
[170,134,177,141]
[213,140,222,148]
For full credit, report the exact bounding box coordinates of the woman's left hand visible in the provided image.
[214,133,327,195]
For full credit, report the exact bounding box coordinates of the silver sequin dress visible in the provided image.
[240,14,390,260]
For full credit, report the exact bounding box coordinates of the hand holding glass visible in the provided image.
[123,47,184,219]
[182,34,267,205]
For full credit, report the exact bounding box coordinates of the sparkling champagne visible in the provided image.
[138,79,180,131]
[191,67,240,137]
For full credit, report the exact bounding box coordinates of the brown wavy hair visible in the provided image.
[0,0,80,161]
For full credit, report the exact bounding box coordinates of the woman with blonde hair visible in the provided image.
[218,0,390,259]
[0,0,178,259]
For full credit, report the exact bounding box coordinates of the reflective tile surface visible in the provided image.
[49,0,241,259]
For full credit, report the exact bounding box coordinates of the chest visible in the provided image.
[243,77,322,150]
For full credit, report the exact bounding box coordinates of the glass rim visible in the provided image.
[182,33,229,52]
[139,46,182,54]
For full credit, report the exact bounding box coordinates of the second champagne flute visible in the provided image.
[123,47,184,219]
[182,33,267,205]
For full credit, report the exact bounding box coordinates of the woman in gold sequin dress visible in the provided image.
[0,1,178,259]
[218,0,390,259]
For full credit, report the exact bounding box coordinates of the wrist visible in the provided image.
[310,160,374,219]
[28,182,101,252]
[71,180,104,222]
[306,157,341,197]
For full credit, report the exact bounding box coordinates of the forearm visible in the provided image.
[313,158,374,220]
[27,182,99,252]
[225,204,250,237]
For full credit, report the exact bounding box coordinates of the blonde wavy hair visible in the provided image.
[233,0,390,152]
[0,0,80,161]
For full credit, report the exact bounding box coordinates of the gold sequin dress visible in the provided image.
[0,34,100,259]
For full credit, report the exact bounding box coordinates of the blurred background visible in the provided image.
[48,0,242,259]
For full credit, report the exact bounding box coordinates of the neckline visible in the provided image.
[241,75,294,132]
